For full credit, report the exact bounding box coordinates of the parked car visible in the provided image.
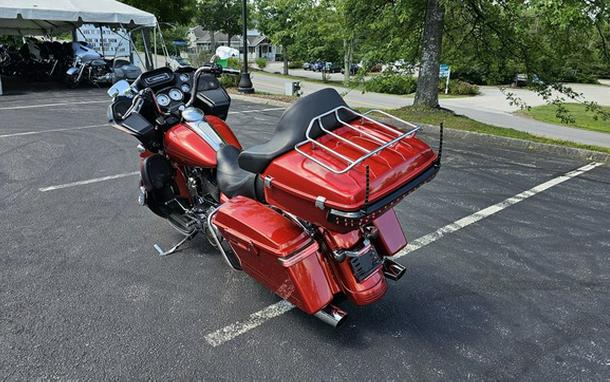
[168,56,192,71]
[512,73,528,87]
[323,61,342,73]
[302,62,312,70]
[341,63,362,75]
[311,60,325,72]
[382,60,415,75]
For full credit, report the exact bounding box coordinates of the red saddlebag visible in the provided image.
[212,196,335,314]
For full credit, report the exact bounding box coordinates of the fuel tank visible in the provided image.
[164,115,241,168]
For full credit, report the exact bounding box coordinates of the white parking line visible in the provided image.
[204,300,295,347]
[203,161,603,347]
[1,108,285,139]
[229,107,285,114]
[0,124,107,139]
[39,172,139,192]
[0,100,108,111]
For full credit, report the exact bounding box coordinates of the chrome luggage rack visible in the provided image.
[294,106,422,174]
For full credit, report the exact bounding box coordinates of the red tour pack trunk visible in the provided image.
[261,113,440,233]
[212,196,337,314]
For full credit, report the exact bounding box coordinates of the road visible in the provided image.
[251,71,610,148]
[1,87,609,380]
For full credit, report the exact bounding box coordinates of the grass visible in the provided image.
[520,103,610,134]
[385,106,610,155]
[234,91,609,155]
[226,88,297,103]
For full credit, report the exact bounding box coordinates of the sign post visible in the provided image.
[440,64,451,95]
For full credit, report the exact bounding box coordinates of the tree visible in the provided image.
[256,0,307,75]
[119,0,196,24]
[414,0,444,108]
[196,0,224,52]
[196,1,243,53]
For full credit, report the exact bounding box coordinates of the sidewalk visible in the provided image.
[250,71,610,148]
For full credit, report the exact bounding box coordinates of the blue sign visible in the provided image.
[439,64,450,77]
[173,40,188,47]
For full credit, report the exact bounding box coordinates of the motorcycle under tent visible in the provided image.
[0,0,161,94]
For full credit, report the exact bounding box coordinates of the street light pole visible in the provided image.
[238,0,254,93]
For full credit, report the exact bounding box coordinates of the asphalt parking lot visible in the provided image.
[1,87,609,380]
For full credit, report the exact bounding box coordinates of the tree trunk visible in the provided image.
[343,38,353,84]
[283,45,289,75]
[414,0,445,108]
[210,30,216,53]
[227,34,232,48]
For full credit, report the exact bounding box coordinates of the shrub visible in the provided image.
[288,60,304,69]
[364,73,417,95]
[227,57,241,69]
[219,73,240,88]
[256,57,268,70]
[369,64,383,73]
[189,51,214,67]
[439,79,480,95]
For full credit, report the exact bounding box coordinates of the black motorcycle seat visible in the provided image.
[217,144,263,201]
[238,88,358,174]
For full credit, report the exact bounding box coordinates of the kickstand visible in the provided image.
[154,231,198,257]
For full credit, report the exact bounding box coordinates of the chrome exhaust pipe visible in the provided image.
[383,258,406,281]
[314,304,347,328]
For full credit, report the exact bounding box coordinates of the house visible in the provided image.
[187,26,281,61]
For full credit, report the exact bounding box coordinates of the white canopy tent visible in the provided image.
[0,0,157,35]
[0,0,160,94]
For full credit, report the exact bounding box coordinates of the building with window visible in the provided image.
[187,27,281,62]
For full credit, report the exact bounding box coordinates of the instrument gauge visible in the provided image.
[179,73,190,82]
[156,93,171,107]
[169,88,183,101]
[180,83,191,93]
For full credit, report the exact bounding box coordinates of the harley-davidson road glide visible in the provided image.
[107,63,442,326]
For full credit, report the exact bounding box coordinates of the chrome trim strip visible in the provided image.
[187,120,224,152]
[207,206,241,271]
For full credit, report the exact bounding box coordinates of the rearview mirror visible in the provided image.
[108,80,131,98]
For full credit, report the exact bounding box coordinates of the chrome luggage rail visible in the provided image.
[294,106,422,174]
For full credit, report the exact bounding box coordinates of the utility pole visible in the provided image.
[238,0,254,93]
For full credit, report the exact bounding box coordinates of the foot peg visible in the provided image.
[154,231,197,257]
[383,258,406,281]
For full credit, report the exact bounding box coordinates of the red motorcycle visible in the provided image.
[107,64,442,326]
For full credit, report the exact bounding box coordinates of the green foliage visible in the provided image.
[387,106,610,155]
[256,58,268,69]
[227,57,241,69]
[219,74,240,88]
[195,0,242,44]
[119,0,196,24]
[288,60,303,69]
[364,73,417,95]
[439,80,480,96]
[255,0,306,58]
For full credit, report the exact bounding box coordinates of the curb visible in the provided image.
[229,93,292,108]
[424,125,610,163]
[232,94,609,163]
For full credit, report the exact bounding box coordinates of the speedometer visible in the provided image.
[168,88,183,101]
[156,94,171,107]
[181,84,191,93]
[179,73,190,82]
